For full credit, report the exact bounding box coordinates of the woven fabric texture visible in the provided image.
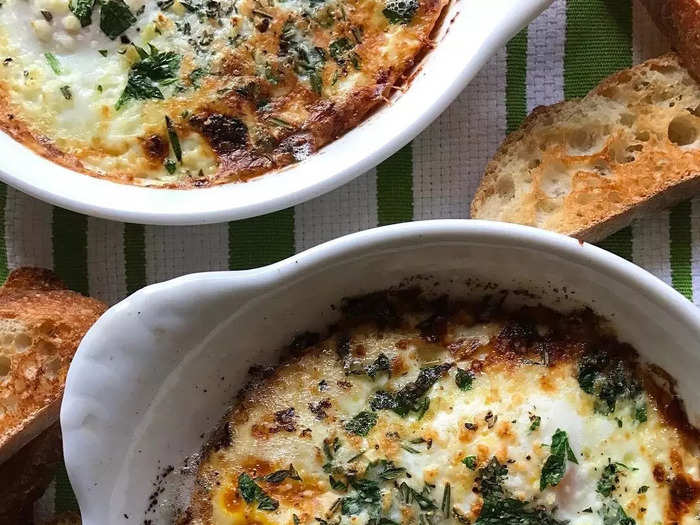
[12,0,698,520]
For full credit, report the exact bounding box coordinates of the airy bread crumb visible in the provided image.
[471,53,700,242]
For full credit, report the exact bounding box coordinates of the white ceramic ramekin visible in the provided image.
[0,1,551,224]
[61,220,700,523]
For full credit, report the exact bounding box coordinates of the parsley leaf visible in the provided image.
[262,464,301,484]
[165,115,182,162]
[529,415,541,432]
[100,0,136,39]
[540,429,578,490]
[597,463,619,497]
[237,473,279,511]
[577,352,641,415]
[116,45,181,109]
[455,368,474,390]
[599,500,635,525]
[344,411,377,436]
[366,353,391,379]
[475,457,567,525]
[370,363,451,417]
[462,455,477,470]
[69,0,95,26]
[341,478,381,517]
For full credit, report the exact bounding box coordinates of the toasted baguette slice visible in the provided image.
[0,268,106,465]
[0,422,61,525]
[640,0,700,81]
[471,53,700,242]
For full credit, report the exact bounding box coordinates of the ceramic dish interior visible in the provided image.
[61,220,700,524]
[0,0,551,225]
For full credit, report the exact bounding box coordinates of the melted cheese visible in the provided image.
[0,0,445,186]
[188,299,700,525]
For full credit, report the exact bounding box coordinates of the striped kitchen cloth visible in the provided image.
[14,0,697,521]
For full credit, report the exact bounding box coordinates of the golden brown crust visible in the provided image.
[186,289,700,524]
[640,0,700,81]
[0,267,107,464]
[471,53,700,242]
[0,0,446,189]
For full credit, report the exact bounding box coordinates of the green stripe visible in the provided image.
[566,0,633,259]
[55,461,79,512]
[376,144,413,225]
[124,223,146,295]
[52,205,88,511]
[506,29,528,135]
[0,184,8,283]
[670,200,693,300]
[52,208,89,295]
[564,0,633,99]
[229,208,295,270]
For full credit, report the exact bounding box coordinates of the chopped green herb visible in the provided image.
[540,429,578,491]
[40,10,53,21]
[616,418,623,428]
[397,482,438,511]
[188,67,207,88]
[366,353,391,379]
[116,45,181,109]
[268,116,293,129]
[59,85,72,100]
[382,0,417,24]
[577,352,641,415]
[344,411,377,436]
[462,455,477,470]
[165,115,182,162]
[97,84,103,92]
[370,363,451,417]
[597,462,619,497]
[329,475,347,491]
[400,443,421,454]
[599,500,635,525]
[441,483,451,516]
[98,49,108,56]
[70,0,95,26]
[475,457,567,525]
[237,473,279,511]
[455,368,474,391]
[529,415,541,432]
[637,485,648,494]
[44,52,61,75]
[634,403,647,424]
[293,514,300,525]
[341,478,381,517]
[262,464,301,484]
[164,159,176,174]
[309,70,322,95]
[99,0,136,39]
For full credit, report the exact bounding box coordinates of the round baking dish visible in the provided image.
[61,219,700,523]
[0,1,551,225]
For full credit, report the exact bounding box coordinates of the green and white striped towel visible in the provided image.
[18,0,697,521]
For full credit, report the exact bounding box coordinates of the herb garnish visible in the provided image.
[455,368,474,391]
[165,116,182,162]
[59,85,72,100]
[599,500,635,525]
[474,457,567,525]
[44,52,61,75]
[99,0,136,39]
[597,461,636,497]
[261,464,301,484]
[70,0,94,26]
[370,363,451,417]
[237,472,279,511]
[529,414,541,432]
[540,429,578,490]
[366,353,391,379]
[116,45,181,109]
[164,159,176,174]
[577,352,642,415]
[344,411,377,436]
[462,455,477,470]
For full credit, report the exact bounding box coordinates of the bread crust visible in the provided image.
[640,0,700,81]
[471,53,700,242]
[0,268,106,464]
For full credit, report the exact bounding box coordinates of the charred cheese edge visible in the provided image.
[184,291,700,525]
[0,0,445,187]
